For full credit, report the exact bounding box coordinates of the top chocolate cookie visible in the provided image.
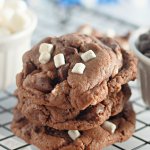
[16,33,135,111]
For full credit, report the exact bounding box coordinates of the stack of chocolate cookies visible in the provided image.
[12,33,137,150]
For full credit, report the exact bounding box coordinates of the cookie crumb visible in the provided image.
[68,130,80,140]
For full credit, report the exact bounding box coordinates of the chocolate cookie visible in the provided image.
[76,24,102,37]
[16,33,137,112]
[15,84,131,130]
[16,33,123,110]
[77,24,131,50]
[11,102,135,150]
[102,38,137,92]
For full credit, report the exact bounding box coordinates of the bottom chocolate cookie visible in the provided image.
[11,102,135,150]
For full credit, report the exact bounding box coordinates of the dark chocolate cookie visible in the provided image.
[15,84,130,130]
[11,102,135,150]
[77,24,131,50]
[16,33,137,112]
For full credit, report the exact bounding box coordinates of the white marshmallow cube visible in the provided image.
[9,11,30,32]
[4,0,27,12]
[81,50,96,62]
[80,26,92,35]
[54,53,65,68]
[68,130,80,140]
[71,63,86,74]
[0,8,14,26]
[39,52,50,64]
[102,121,117,134]
[39,43,53,54]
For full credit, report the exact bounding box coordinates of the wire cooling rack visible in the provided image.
[0,0,150,149]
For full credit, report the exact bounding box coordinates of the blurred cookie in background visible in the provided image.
[77,24,130,50]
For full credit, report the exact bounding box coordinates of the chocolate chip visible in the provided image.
[78,103,105,120]
[34,127,41,134]
[47,71,57,80]
[44,127,68,139]
[110,44,120,52]
[100,37,121,53]
[33,75,53,93]
[14,111,26,123]
[144,51,150,58]
[16,117,26,123]
[64,47,78,56]
[138,31,150,58]
[23,62,36,77]
[45,126,51,135]
[139,40,150,52]
[139,33,149,41]
[45,126,58,136]
[23,73,53,93]
[58,64,69,81]
[51,78,60,87]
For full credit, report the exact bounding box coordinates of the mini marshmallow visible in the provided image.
[4,0,27,12]
[39,43,53,54]
[102,121,117,134]
[71,63,86,74]
[80,26,92,35]
[0,8,14,26]
[54,53,65,68]
[9,11,31,32]
[81,50,96,62]
[39,52,50,64]
[68,130,80,140]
